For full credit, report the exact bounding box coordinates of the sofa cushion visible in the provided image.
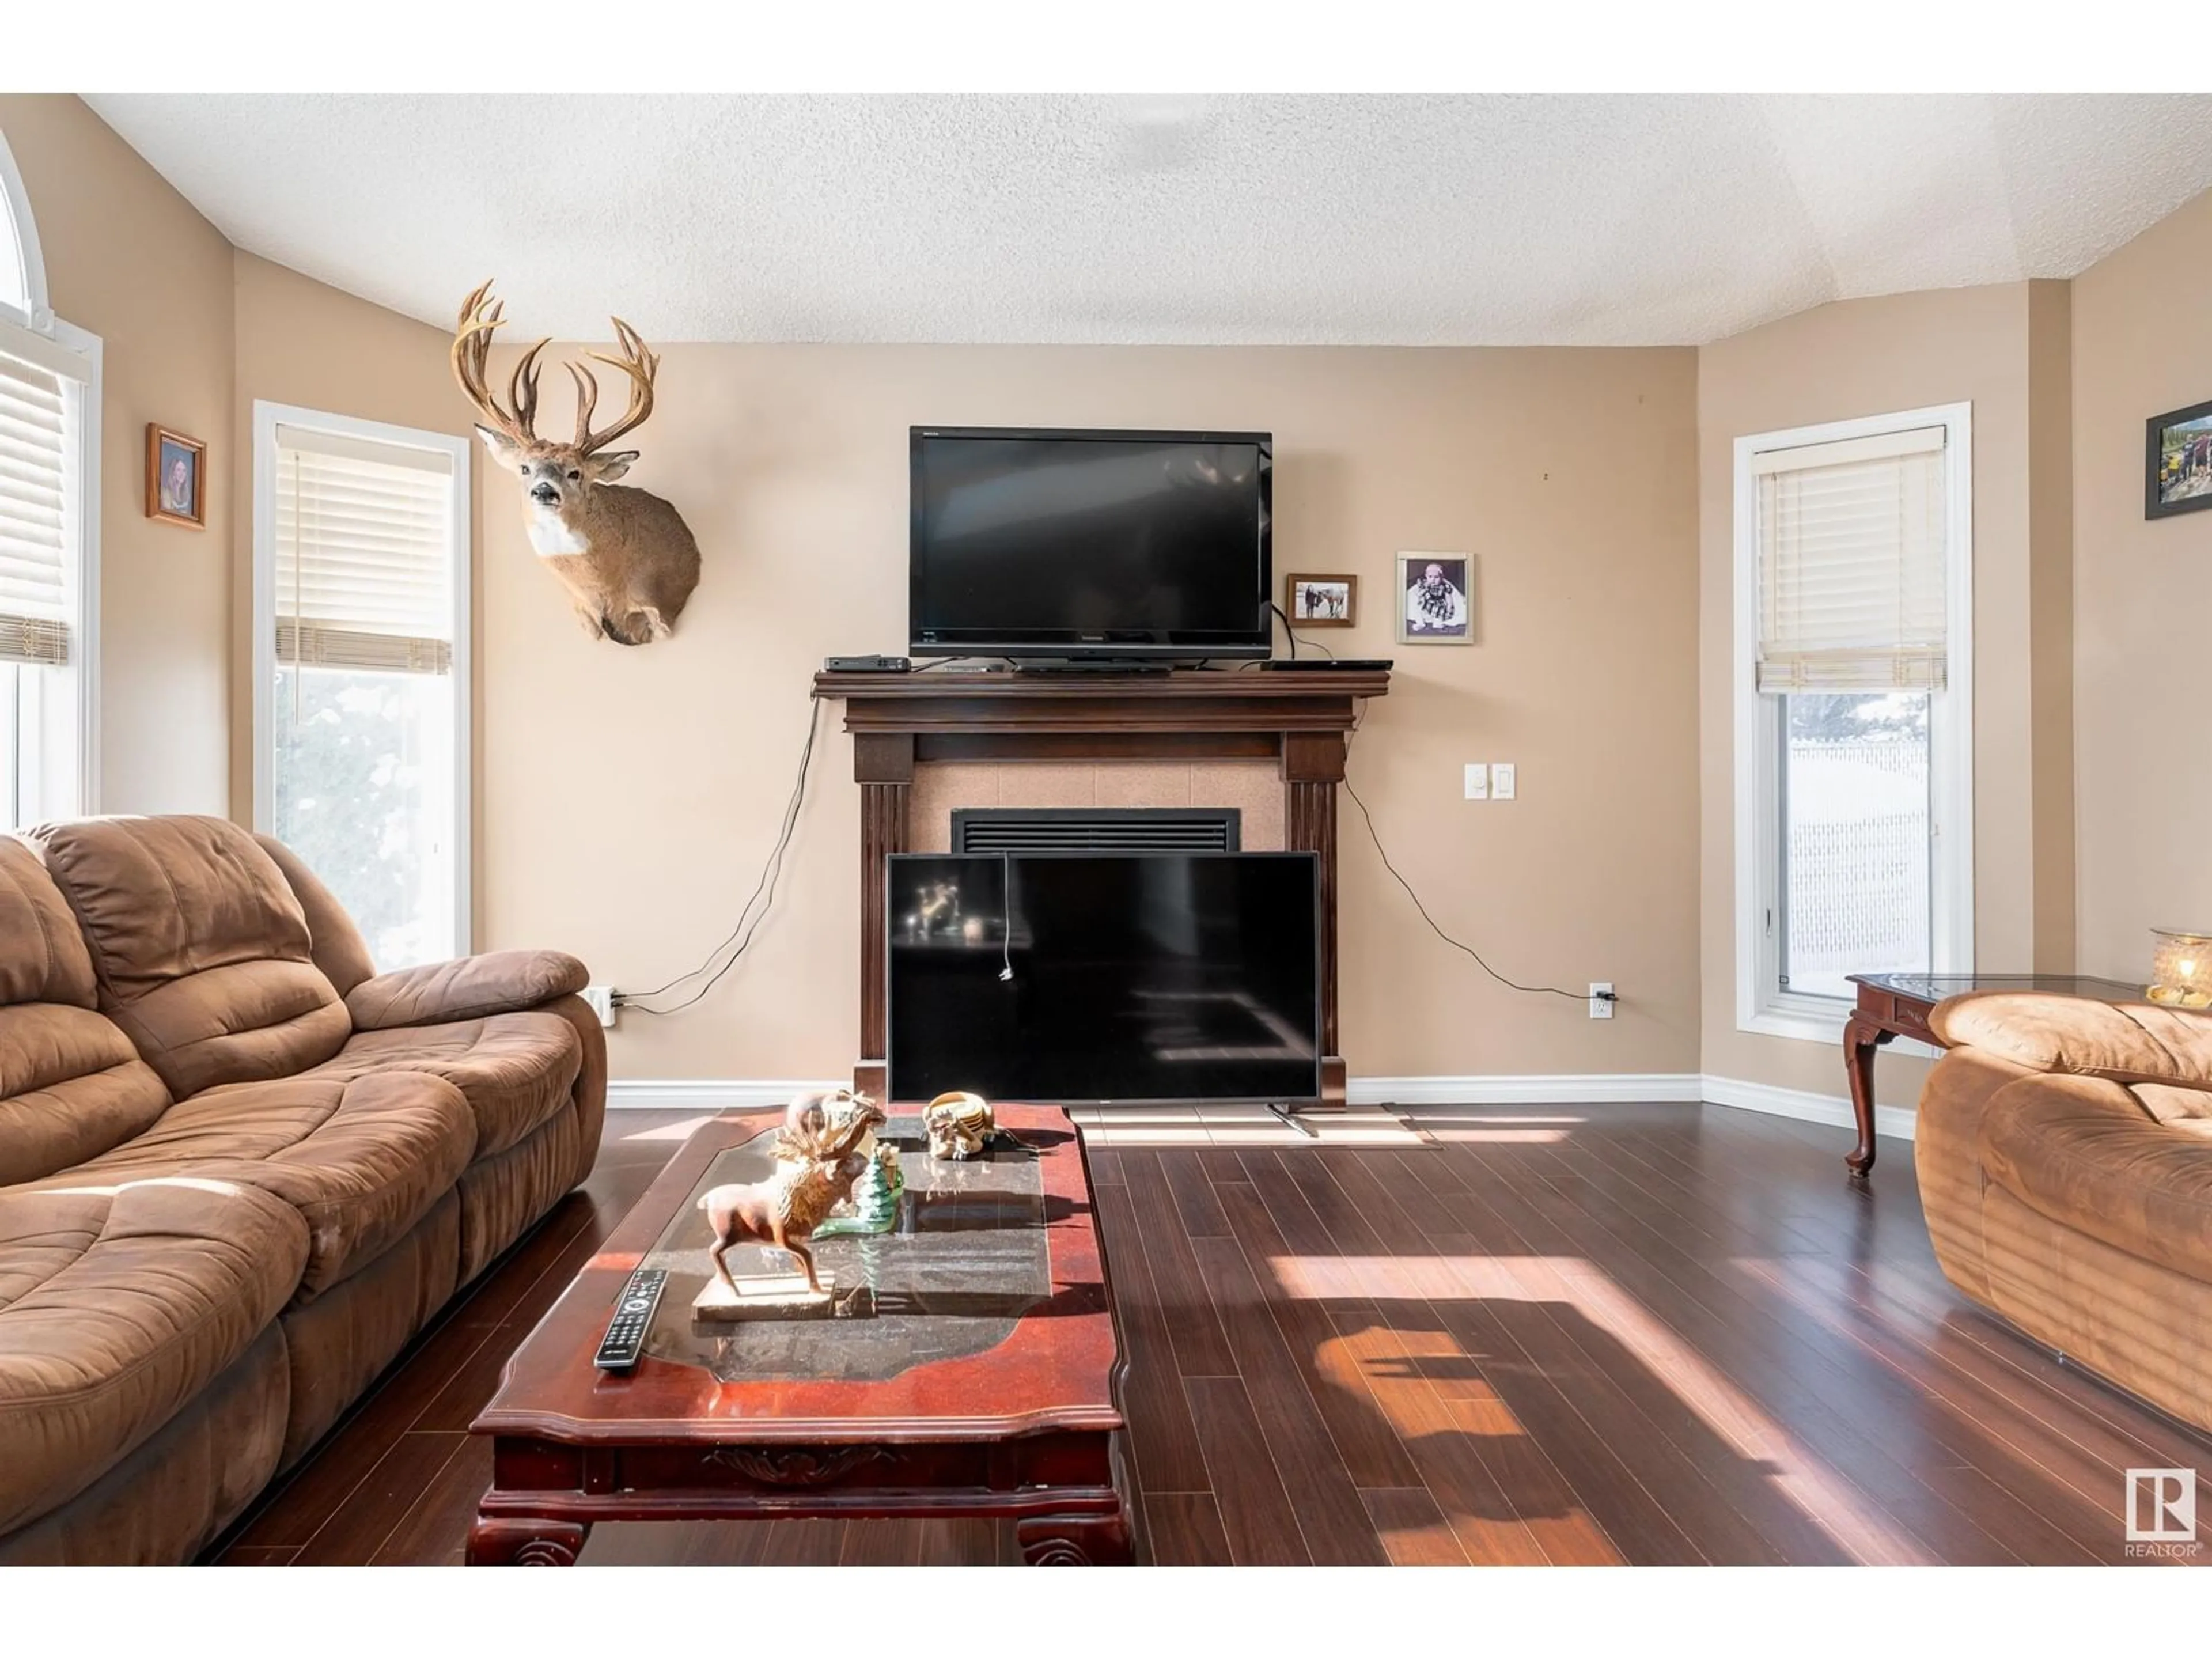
[0,837,96,1008]
[0,1177,308,1535]
[26,1070,475,1301]
[29,816,352,1097]
[457,1101,583,1284]
[1931,991,2212,1091]
[2133,1083,2212,1130]
[1979,1070,2212,1278]
[313,1012,582,1159]
[0,1004,171,1187]
[277,1191,458,1468]
[0,836,172,1186]
[252,834,377,999]
[0,1323,290,1566]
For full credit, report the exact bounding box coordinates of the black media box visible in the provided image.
[823,654,911,673]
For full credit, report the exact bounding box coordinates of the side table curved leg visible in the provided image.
[1842,1014,1895,1179]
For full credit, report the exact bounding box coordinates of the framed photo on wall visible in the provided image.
[1397,552,1472,645]
[1284,572,1358,627]
[146,425,207,529]
[2146,399,2212,519]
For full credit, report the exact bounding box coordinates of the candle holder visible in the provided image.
[2147,927,2212,1010]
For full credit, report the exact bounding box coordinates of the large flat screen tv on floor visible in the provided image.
[887,852,1320,1105]
[909,426,1273,662]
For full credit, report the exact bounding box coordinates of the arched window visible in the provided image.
[0,126,49,327]
[0,124,97,828]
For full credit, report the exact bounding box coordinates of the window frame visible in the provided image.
[0,126,52,334]
[0,123,100,826]
[251,400,472,956]
[1732,402,1974,1044]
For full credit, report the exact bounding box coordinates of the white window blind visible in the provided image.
[275,425,455,675]
[1753,425,1948,692]
[0,348,68,667]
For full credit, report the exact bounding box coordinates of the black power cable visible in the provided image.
[1267,599,1335,661]
[617,696,823,1016]
[1342,738,1613,1007]
[616,662,1607,1018]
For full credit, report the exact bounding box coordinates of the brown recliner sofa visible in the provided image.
[0,815,605,1563]
[1917,990,2212,1432]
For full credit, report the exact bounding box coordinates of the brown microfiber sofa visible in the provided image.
[1918,990,2212,1431]
[0,815,605,1563]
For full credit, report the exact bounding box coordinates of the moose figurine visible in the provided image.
[695,1090,887,1305]
[452,281,702,646]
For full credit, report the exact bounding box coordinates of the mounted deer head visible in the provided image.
[453,281,703,645]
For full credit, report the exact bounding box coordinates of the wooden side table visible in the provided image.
[1842,973,2146,1179]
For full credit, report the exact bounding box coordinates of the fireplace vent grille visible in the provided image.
[951,807,1241,854]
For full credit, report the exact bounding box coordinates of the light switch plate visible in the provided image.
[1491,763,1517,800]
[1464,763,1489,800]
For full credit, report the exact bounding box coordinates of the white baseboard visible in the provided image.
[1699,1074,1917,1142]
[605,1079,845,1111]
[1347,1073,1704,1106]
[611,1073,1706,1110]
[605,1071,1914,1141]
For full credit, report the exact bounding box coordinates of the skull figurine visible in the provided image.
[924,1092,994,1160]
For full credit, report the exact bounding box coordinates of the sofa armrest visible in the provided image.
[1929,991,2212,1092]
[1979,1071,2212,1273]
[346,950,589,1032]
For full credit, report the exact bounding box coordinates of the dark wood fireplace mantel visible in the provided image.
[812,666,1391,1105]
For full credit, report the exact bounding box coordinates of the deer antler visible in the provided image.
[451,280,549,444]
[569,316,658,454]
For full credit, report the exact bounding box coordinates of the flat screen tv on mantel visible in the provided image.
[887,852,1320,1105]
[908,427,1274,661]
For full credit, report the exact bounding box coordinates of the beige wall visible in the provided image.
[39,89,2194,1102]
[227,253,478,861]
[477,344,1703,1082]
[1698,284,2075,1108]
[2071,188,2212,979]
[2026,281,2077,974]
[0,94,233,815]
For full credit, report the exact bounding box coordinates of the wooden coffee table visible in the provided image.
[466,1103,1131,1565]
[1843,972,2146,1179]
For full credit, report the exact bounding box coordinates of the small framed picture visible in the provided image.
[1284,572,1358,628]
[146,424,206,529]
[2147,399,2212,518]
[1397,552,1472,645]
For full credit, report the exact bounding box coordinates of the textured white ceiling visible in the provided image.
[81,93,2212,347]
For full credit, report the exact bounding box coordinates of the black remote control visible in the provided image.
[592,1267,668,1372]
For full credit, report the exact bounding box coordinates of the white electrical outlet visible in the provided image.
[1491,762,1517,800]
[1463,763,1490,800]
[582,984,616,1028]
[1589,982,1614,1020]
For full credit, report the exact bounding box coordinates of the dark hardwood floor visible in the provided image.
[213,1103,2211,1567]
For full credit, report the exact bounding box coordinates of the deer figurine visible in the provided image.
[452,281,702,645]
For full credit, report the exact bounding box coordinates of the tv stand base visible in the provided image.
[1011,660,1173,677]
[1266,1102,1321,1138]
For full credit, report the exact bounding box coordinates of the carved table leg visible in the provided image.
[467,1514,589,1566]
[1017,1506,1134,1566]
[1842,1014,1895,1180]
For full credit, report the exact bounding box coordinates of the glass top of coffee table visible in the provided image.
[637,1113,1054,1384]
[471,1102,1121,1445]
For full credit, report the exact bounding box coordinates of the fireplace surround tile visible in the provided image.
[995,763,1099,808]
[911,760,1283,853]
[1094,763,1195,809]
